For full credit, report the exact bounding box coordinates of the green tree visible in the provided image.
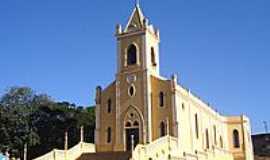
[0,87,40,157]
[1,87,34,107]
[0,86,96,159]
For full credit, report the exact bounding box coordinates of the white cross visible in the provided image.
[135,0,139,6]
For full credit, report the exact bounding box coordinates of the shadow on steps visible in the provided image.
[77,151,132,160]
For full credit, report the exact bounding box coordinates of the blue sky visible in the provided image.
[0,0,269,134]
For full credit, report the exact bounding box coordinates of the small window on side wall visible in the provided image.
[195,114,199,139]
[107,99,112,113]
[206,129,210,149]
[220,136,224,148]
[107,127,112,143]
[213,125,217,145]
[159,92,164,107]
[160,121,166,137]
[182,103,185,110]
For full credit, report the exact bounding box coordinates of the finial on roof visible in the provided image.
[135,0,140,6]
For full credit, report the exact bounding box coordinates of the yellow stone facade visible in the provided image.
[95,4,254,160]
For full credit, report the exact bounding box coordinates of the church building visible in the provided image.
[94,3,254,160]
[34,3,254,160]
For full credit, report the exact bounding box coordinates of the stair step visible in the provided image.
[77,151,132,160]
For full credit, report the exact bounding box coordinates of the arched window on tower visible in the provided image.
[127,44,137,65]
[159,92,164,107]
[151,47,157,66]
[233,129,240,148]
[160,121,166,137]
[107,127,112,143]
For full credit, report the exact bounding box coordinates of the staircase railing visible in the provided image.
[34,142,95,160]
[132,135,178,160]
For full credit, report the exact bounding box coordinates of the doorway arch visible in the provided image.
[123,106,143,151]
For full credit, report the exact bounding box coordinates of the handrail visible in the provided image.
[132,135,234,160]
[34,142,95,160]
[132,135,178,160]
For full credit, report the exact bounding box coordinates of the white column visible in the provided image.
[23,144,27,160]
[80,126,84,142]
[64,131,68,160]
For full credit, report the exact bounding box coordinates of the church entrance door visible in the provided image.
[125,128,139,151]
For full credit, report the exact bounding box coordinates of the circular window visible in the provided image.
[128,85,136,97]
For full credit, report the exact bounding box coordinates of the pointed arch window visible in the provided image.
[213,125,217,145]
[160,121,166,137]
[233,129,240,148]
[195,114,199,139]
[107,127,112,143]
[159,92,164,107]
[220,136,224,148]
[107,99,112,113]
[206,129,210,149]
[151,47,157,66]
[133,121,139,126]
[127,44,137,65]
[125,122,132,127]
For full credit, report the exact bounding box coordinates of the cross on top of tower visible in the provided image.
[135,0,140,6]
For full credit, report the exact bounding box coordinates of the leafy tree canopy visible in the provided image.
[0,87,95,159]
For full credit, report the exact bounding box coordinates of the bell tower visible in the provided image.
[115,4,160,76]
[113,4,161,151]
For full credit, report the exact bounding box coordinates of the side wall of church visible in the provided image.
[150,76,173,141]
[177,85,229,153]
[147,76,253,160]
[96,82,116,152]
[174,84,253,160]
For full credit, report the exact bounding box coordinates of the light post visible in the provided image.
[263,121,268,133]
[64,130,68,160]
[131,134,135,160]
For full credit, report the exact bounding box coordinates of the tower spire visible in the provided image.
[124,1,145,32]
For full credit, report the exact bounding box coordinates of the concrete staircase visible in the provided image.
[77,151,132,160]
